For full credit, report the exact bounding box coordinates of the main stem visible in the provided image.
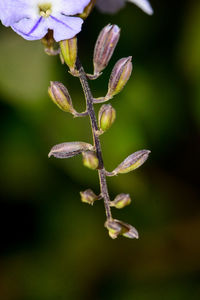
[76,58,112,220]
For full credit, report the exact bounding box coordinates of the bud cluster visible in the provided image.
[47,23,151,240]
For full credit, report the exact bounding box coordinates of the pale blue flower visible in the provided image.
[96,0,153,15]
[0,0,91,41]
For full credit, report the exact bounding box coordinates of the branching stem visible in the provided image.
[76,58,112,220]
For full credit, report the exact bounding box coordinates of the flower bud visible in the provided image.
[110,193,131,209]
[93,24,120,76]
[80,189,98,205]
[98,104,116,132]
[105,219,139,239]
[60,37,77,73]
[82,151,99,170]
[112,150,151,175]
[105,219,122,239]
[48,81,75,113]
[122,225,139,239]
[106,56,132,99]
[48,142,94,159]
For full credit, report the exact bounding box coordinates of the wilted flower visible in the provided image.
[96,0,153,15]
[0,0,91,41]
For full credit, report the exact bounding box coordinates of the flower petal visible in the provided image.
[0,0,31,26]
[128,0,153,15]
[96,0,153,15]
[47,15,83,42]
[95,0,125,14]
[53,0,91,15]
[11,17,49,41]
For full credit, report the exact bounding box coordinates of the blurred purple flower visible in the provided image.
[96,0,153,15]
[0,0,91,41]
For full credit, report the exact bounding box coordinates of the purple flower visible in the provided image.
[0,0,91,41]
[96,0,153,15]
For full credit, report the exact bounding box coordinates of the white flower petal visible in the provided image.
[96,0,153,15]
[53,0,91,15]
[128,0,153,15]
[11,17,49,40]
[0,0,32,26]
[47,15,83,42]
[96,0,125,14]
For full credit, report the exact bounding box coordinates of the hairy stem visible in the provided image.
[76,58,112,220]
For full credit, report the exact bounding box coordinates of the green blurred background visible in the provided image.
[0,1,200,299]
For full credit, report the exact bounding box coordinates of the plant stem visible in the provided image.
[76,58,112,220]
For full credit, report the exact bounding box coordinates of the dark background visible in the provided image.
[0,0,200,299]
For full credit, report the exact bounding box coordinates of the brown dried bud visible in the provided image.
[48,81,75,113]
[105,219,139,239]
[60,37,77,73]
[82,151,99,170]
[112,150,151,175]
[48,142,94,159]
[106,56,132,99]
[98,104,116,132]
[110,193,131,209]
[80,189,98,205]
[93,24,120,76]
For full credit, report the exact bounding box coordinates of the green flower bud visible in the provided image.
[80,189,98,205]
[48,81,75,113]
[106,56,132,99]
[98,104,116,132]
[93,24,120,76]
[112,150,151,175]
[60,37,77,73]
[82,151,99,170]
[110,193,131,209]
[48,142,94,159]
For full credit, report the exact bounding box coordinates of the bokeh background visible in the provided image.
[0,0,200,299]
